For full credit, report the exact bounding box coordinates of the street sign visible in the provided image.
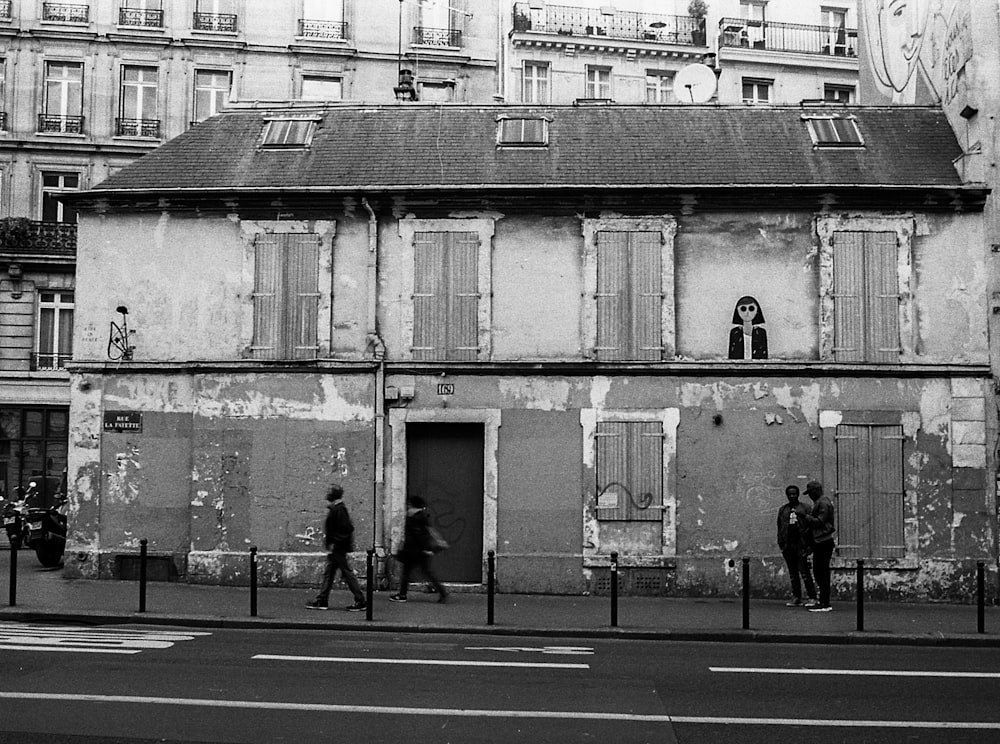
[103,411,142,432]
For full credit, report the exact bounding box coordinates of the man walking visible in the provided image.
[802,480,836,612]
[777,484,818,607]
[306,484,367,612]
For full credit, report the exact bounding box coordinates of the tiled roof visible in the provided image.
[87,104,967,195]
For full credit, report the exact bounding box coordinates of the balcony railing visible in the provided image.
[719,17,858,56]
[413,26,462,47]
[119,6,164,27]
[193,12,236,32]
[43,2,89,22]
[512,2,705,45]
[116,118,160,138]
[37,114,85,134]
[0,221,78,255]
[0,0,12,19]
[298,18,348,40]
[31,352,72,371]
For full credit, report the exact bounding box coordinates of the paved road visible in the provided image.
[2,620,1000,743]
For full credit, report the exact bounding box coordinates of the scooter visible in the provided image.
[2,481,67,568]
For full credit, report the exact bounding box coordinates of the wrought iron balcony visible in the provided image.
[512,2,705,45]
[298,18,348,40]
[0,0,12,19]
[193,12,236,32]
[31,352,72,371]
[719,17,858,57]
[37,114,85,134]
[119,6,164,27]
[116,118,160,138]
[0,221,78,256]
[43,2,89,22]
[413,26,462,47]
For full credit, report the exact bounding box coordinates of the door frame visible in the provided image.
[388,407,501,583]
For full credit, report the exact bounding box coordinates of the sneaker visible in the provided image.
[803,599,820,608]
[305,599,328,610]
[809,604,833,612]
[785,598,803,607]
[389,594,407,602]
[346,601,366,612]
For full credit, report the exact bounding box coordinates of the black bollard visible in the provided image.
[741,557,750,630]
[8,539,17,607]
[487,550,496,626]
[856,559,864,632]
[366,549,375,622]
[978,561,985,634]
[138,538,148,613]
[610,551,619,628]
[249,546,258,617]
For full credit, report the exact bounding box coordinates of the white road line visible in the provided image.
[465,646,594,655]
[0,645,141,655]
[253,654,589,669]
[0,624,210,653]
[710,667,1000,679]
[0,692,998,729]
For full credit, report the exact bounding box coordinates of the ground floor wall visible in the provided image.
[63,368,999,601]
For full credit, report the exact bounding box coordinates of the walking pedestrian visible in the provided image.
[777,484,818,607]
[389,494,448,604]
[305,483,367,612]
[802,480,836,612]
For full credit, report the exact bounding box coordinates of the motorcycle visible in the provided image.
[1,481,67,568]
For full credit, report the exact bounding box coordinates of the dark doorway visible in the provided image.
[406,422,484,583]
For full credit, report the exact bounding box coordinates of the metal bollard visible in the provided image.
[249,546,258,617]
[978,561,985,634]
[366,549,375,622]
[138,538,148,613]
[610,551,619,628]
[742,557,750,630]
[856,559,864,632]
[8,539,17,607]
[487,550,496,626]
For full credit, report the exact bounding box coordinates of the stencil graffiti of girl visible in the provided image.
[728,295,768,360]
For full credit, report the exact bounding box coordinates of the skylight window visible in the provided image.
[261,118,317,148]
[497,117,548,147]
[804,115,863,147]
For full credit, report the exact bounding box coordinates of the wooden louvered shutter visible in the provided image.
[834,424,867,558]
[833,231,865,362]
[413,232,446,361]
[870,425,905,558]
[631,231,663,361]
[286,233,321,359]
[866,231,900,363]
[252,234,281,359]
[448,232,480,361]
[595,421,662,521]
[596,231,627,361]
[413,232,479,361]
[596,231,662,361]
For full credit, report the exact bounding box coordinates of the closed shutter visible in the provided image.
[595,420,662,521]
[448,232,480,361]
[413,231,479,361]
[252,233,320,360]
[832,231,864,362]
[596,231,627,361]
[413,232,446,361]
[834,424,867,558]
[632,231,663,362]
[596,231,662,361]
[866,232,901,363]
[251,234,281,359]
[871,425,905,558]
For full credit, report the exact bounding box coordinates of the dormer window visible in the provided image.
[261,117,317,148]
[804,115,863,147]
[497,117,548,147]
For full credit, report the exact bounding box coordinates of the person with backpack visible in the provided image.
[390,494,448,604]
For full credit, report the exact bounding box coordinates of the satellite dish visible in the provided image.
[673,63,717,103]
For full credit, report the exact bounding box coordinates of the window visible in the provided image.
[118,66,159,137]
[194,0,236,32]
[300,76,342,101]
[412,231,480,361]
[522,62,549,103]
[41,61,83,133]
[251,233,321,360]
[300,0,346,38]
[832,231,899,362]
[42,0,88,23]
[120,0,163,27]
[805,115,862,145]
[586,66,611,100]
[821,7,849,55]
[834,423,904,559]
[595,231,664,361]
[741,77,771,104]
[40,172,79,223]
[645,71,674,103]
[0,407,69,506]
[416,0,464,45]
[739,0,766,47]
[497,117,547,146]
[824,84,855,104]
[35,291,73,370]
[193,69,231,122]
[595,420,663,521]
[260,118,316,148]
[740,0,766,20]
[0,58,6,130]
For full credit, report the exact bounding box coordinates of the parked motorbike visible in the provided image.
[1,481,67,568]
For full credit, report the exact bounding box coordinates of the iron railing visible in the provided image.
[118,6,164,27]
[116,118,160,138]
[718,17,858,56]
[297,18,348,40]
[0,1,12,19]
[31,352,73,371]
[5,222,78,255]
[37,114,85,134]
[42,2,89,22]
[193,12,236,32]
[512,2,705,45]
[413,26,462,47]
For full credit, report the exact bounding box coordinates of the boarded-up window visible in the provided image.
[835,423,905,559]
[595,420,662,521]
[413,231,479,361]
[832,231,900,363]
[251,233,321,359]
[596,231,663,361]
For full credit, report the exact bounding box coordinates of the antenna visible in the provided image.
[673,63,717,104]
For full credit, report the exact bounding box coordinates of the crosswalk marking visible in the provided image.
[253,654,589,669]
[0,623,210,654]
[710,666,1000,679]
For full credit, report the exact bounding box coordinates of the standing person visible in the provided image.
[389,494,448,604]
[306,484,367,612]
[777,485,818,607]
[802,480,836,612]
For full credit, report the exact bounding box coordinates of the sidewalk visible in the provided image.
[1,550,998,646]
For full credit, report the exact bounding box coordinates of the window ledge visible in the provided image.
[112,135,162,143]
[832,557,919,571]
[35,131,86,138]
[584,555,676,569]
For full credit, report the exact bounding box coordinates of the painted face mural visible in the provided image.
[728,295,768,360]
[863,0,932,99]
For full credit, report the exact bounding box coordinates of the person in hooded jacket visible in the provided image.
[389,494,448,603]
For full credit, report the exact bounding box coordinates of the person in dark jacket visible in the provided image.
[801,480,836,612]
[306,484,366,612]
[389,494,448,603]
[777,484,818,607]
